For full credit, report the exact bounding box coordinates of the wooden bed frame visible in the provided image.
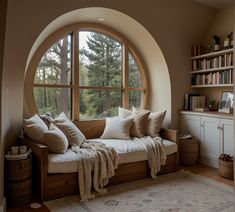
[21,120,179,201]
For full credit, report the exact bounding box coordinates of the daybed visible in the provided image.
[21,119,179,201]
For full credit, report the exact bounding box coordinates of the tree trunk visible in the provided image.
[58,37,69,115]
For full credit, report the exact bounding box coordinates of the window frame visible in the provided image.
[25,23,149,120]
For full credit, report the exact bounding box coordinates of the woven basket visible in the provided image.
[218,159,234,180]
[179,136,199,165]
[6,178,32,207]
[5,155,32,207]
[6,155,32,181]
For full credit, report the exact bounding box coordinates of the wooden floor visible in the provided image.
[7,163,234,212]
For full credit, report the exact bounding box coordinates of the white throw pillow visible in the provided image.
[53,112,86,147]
[118,107,132,118]
[146,110,166,137]
[101,117,133,139]
[44,123,68,154]
[23,114,48,143]
[53,112,69,123]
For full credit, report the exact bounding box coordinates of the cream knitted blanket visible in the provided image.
[134,136,167,178]
[71,136,166,202]
[71,141,119,202]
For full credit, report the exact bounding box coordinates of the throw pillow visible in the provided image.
[53,112,69,123]
[101,117,133,139]
[118,107,132,118]
[23,114,49,143]
[146,110,166,137]
[130,111,150,137]
[53,112,86,147]
[40,112,54,127]
[44,123,68,154]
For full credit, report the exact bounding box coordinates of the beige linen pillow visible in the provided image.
[118,107,132,118]
[53,112,86,147]
[130,111,150,137]
[44,123,68,154]
[101,117,133,139]
[119,106,150,137]
[23,114,48,143]
[146,110,166,137]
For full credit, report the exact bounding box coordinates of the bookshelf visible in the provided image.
[190,47,234,88]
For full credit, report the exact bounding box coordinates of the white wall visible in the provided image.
[1,0,217,204]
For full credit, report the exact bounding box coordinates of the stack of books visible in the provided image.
[184,94,206,111]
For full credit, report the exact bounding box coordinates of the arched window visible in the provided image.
[25,23,149,120]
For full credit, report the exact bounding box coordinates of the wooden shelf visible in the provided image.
[191,66,234,74]
[191,48,234,60]
[191,84,234,88]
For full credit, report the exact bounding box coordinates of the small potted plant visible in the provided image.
[207,99,217,111]
[212,35,220,51]
[224,32,233,49]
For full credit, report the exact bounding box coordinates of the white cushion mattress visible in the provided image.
[48,138,177,173]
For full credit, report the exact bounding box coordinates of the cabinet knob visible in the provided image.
[217,126,223,130]
[201,124,204,128]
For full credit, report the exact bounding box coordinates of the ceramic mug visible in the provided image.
[11,146,19,155]
[20,146,27,154]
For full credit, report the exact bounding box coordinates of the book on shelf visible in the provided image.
[191,69,233,86]
[191,96,206,111]
[184,93,200,110]
[191,44,205,57]
[184,94,206,111]
[191,53,233,71]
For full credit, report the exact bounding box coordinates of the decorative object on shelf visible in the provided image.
[207,99,218,111]
[218,153,233,180]
[218,91,234,113]
[212,35,221,51]
[223,32,233,49]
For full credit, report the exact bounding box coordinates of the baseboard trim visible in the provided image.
[199,157,218,168]
[0,197,6,212]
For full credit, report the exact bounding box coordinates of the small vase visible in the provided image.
[224,38,231,48]
[214,44,220,51]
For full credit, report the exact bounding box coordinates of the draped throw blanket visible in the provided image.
[71,141,119,202]
[71,136,166,202]
[134,136,167,178]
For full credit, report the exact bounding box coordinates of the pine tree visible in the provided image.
[80,32,122,117]
[35,35,71,116]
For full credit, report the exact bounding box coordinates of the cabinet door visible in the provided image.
[201,117,220,161]
[180,114,201,141]
[220,119,234,156]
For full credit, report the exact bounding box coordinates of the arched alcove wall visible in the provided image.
[1,2,216,207]
[24,7,171,126]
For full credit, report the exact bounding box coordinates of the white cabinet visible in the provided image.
[220,119,234,156]
[180,112,234,168]
[200,117,220,166]
[180,114,201,141]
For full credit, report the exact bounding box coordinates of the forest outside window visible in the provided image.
[27,24,148,120]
